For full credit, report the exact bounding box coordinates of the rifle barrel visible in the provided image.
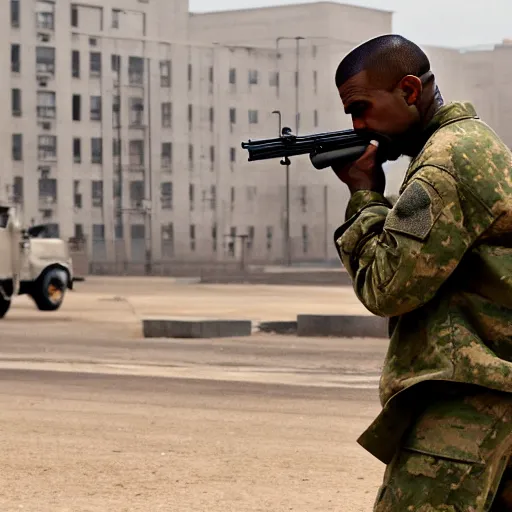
[241,129,368,162]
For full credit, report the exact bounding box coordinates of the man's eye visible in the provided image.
[351,104,367,117]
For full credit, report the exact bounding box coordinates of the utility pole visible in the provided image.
[274,37,304,267]
[145,57,153,276]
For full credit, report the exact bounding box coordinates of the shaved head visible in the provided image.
[335,35,431,90]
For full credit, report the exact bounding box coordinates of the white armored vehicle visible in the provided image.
[0,205,73,318]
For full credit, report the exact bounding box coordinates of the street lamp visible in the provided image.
[272,110,291,267]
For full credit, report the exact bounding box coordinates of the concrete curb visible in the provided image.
[297,314,388,338]
[256,321,298,335]
[143,318,253,339]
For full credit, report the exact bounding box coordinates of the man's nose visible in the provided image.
[352,117,367,131]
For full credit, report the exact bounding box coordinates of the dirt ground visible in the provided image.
[0,277,387,511]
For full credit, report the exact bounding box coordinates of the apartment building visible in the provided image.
[4,0,511,269]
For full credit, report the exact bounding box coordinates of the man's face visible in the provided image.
[338,71,421,160]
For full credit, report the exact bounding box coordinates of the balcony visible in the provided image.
[38,195,57,209]
[37,106,56,119]
[161,196,173,210]
[36,62,55,79]
[36,12,54,31]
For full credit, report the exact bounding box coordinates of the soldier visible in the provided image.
[332,35,512,511]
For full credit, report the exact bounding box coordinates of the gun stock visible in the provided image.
[241,127,371,170]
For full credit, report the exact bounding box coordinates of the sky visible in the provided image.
[189,0,511,49]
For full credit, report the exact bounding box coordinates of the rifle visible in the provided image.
[241,126,376,170]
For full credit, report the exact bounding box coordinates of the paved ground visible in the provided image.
[0,278,388,511]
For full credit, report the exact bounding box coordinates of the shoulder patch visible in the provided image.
[384,180,436,241]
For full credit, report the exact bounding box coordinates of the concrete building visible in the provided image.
[3,0,511,272]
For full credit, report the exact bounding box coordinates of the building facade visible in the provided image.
[3,0,511,270]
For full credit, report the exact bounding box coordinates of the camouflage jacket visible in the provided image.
[334,102,512,464]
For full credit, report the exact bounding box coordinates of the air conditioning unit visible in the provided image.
[42,209,52,218]
[37,33,51,42]
[41,121,51,130]
[38,80,48,87]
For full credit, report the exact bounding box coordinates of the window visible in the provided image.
[212,224,217,252]
[160,60,171,87]
[36,46,55,74]
[36,1,55,30]
[91,138,102,164]
[249,110,258,124]
[248,226,255,250]
[229,108,236,124]
[302,225,309,254]
[12,134,22,161]
[129,181,144,207]
[92,224,105,240]
[188,144,193,170]
[13,177,23,204]
[188,104,193,131]
[71,5,78,27]
[209,107,214,131]
[112,8,120,28]
[162,223,174,257]
[209,66,214,83]
[295,71,299,88]
[189,184,195,211]
[230,187,235,211]
[229,68,236,85]
[209,146,215,171]
[73,138,81,163]
[72,50,80,78]
[129,56,144,85]
[248,70,258,85]
[72,94,81,121]
[314,110,319,128]
[300,186,307,213]
[230,147,236,165]
[38,178,57,203]
[111,54,121,74]
[161,102,171,128]
[11,0,20,28]
[112,139,121,157]
[269,71,279,87]
[74,180,82,208]
[37,91,56,118]
[313,70,318,95]
[129,140,144,167]
[90,96,102,121]
[112,95,120,126]
[130,97,144,126]
[161,182,173,209]
[228,227,236,257]
[91,181,103,207]
[190,225,196,251]
[188,63,192,90]
[12,89,21,117]
[11,44,20,73]
[90,52,101,77]
[38,135,57,161]
[161,143,172,170]
[266,226,273,251]
[74,224,84,239]
[209,185,217,210]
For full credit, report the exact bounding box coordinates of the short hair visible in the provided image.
[335,34,431,89]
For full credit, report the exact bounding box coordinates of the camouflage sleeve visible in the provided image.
[334,165,495,317]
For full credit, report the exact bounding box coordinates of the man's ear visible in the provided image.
[398,75,422,106]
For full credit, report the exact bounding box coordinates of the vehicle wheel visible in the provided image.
[0,298,11,319]
[31,268,67,312]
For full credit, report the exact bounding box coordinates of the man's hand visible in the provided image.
[331,141,385,195]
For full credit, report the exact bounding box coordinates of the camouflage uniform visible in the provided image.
[334,102,512,511]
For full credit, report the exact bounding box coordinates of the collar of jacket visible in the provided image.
[423,101,479,138]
